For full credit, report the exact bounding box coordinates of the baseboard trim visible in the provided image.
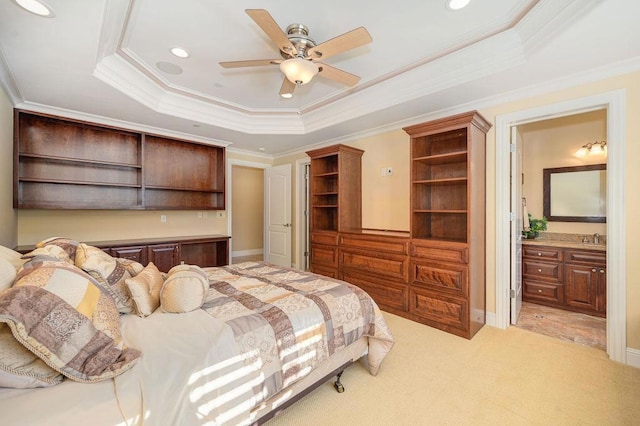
[232,248,263,257]
[626,348,640,368]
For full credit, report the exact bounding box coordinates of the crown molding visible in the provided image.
[0,45,23,105]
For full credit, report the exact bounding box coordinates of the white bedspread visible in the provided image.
[0,309,259,425]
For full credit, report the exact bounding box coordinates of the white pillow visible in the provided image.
[0,245,26,271]
[160,265,209,313]
[0,259,17,293]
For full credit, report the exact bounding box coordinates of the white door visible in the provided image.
[510,126,524,324]
[265,164,292,267]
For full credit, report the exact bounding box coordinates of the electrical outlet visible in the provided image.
[203,211,208,219]
[381,167,387,176]
[160,214,167,223]
[197,211,202,219]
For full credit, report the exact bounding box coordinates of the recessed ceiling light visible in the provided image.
[280,93,293,99]
[446,0,471,10]
[258,147,265,152]
[170,47,189,59]
[13,0,55,17]
[156,61,183,75]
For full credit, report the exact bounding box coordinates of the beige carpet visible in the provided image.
[266,312,640,425]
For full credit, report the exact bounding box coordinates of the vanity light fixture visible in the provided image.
[575,140,607,157]
[446,0,471,10]
[13,0,55,17]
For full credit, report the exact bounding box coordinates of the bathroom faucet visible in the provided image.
[593,233,600,244]
[582,235,590,243]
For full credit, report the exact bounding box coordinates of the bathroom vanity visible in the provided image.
[522,239,606,317]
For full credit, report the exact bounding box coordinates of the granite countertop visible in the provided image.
[522,232,606,251]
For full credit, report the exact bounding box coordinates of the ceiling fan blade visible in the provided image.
[219,59,282,68]
[317,63,361,86]
[307,27,372,60]
[245,9,297,56]
[279,78,297,98]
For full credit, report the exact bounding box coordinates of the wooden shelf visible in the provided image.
[19,152,141,168]
[413,177,468,185]
[14,110,225,210]
[413,151,467,165]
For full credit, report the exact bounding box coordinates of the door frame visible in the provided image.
[295,158,311,271]
[226,159,269,263]
[494,89,627,364]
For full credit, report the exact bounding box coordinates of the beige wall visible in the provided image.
[231,165,264,252]
[0,86,16,248]
[520,110,607,235]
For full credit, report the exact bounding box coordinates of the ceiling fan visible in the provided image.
[219,9,372,98]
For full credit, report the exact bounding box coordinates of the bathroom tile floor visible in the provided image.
[515,302,606,351]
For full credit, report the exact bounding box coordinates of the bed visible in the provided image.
[0,240,394,425]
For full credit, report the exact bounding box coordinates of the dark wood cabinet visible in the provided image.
[404,111,491,339]
[17,235,230,273]
[148,243,180,272]
[522,244,605,317]
[14,110,225,210]
[306,144,364,275]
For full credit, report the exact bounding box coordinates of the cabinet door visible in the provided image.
[110,245,148,265]
[565,264,599,314]
[148,243,180,273]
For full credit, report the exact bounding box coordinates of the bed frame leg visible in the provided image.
[333,370,345,393]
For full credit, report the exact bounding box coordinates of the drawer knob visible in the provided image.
[538,289,543,293]
[538,268,542,272]
[592,268,597,272]
[600,269,605,273]
[537,252,542,256]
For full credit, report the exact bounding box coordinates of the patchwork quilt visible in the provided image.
[203,262,394,407]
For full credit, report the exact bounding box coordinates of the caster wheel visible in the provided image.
[334,382,345,393]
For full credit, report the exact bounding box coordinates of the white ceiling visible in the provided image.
[1,0,639,156]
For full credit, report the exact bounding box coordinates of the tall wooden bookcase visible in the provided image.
[404,111,491,339]
[306,144,364,277]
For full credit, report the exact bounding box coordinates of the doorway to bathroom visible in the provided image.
[495,90,627,363]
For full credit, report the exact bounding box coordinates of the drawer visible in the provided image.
[409,288,469,333]
[310,263,338,279]
[522,260,562,282]
[341,269,408,311]
[564,249,606,266]
[110,245,148,264]
[311,232,339,246]
[310,243,338,268]
[411,240,468,264]
[523,279,564,305]
[411,260,468,296]
[522,245,562,261]
[339,233,409,255]
[340,248,409,283]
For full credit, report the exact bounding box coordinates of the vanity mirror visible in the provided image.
[543,164,606,222]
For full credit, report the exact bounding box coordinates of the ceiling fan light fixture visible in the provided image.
[280,58,319,85]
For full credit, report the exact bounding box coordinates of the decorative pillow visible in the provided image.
[118,257,145,277]
[75,243,134,314]
[35,237,79,262]
[0,258,141,383]
[160,264,209,313]
[22,245,74,265]
[0,259,17,293]
[0,323,63,388]
[0,245,27,271]
[125,262,164,317]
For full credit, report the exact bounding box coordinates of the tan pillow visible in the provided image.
[75,243,134,314]
[160,265,209,313]
[125,262,164,317]
[35,237,79,262]
[0,324,63,388]
[22,245,74,265]
[0,258,141,383]
[0,258,17,293]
